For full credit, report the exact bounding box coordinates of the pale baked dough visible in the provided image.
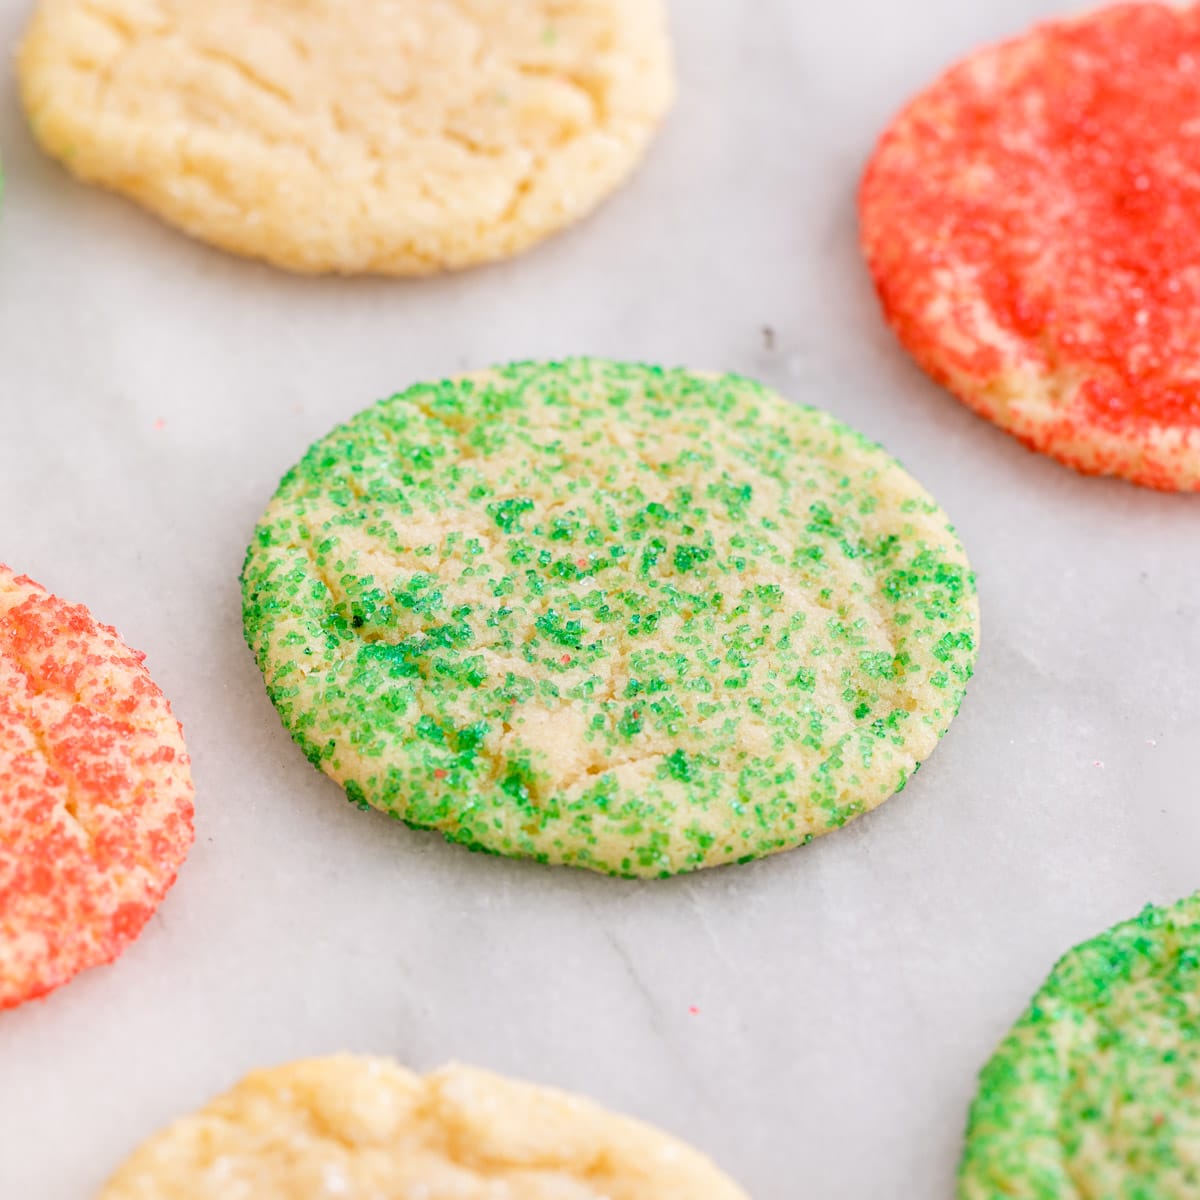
[99,1056,749,1199]
[19,0,674,274]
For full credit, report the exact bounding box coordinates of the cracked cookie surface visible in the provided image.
[960,893,1200,1199]
[860,2,1200,491]
[99,1056,748,1199]
[0,564,194,1010]
[18,0,674,275]
[241,359,978,878]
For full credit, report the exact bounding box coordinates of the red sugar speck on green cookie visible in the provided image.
[0,564,194,1010]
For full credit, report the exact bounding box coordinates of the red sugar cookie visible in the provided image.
[0,565,194,1010]
[860,2,1200,492]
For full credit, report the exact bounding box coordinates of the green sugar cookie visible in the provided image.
[241,360,978,877]
[960,893,1200,1199]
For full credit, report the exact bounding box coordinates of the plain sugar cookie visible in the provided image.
[18,0,674,275]
[0,565,194,1010]
[960,893,1200,1198]
[861,2,1200,491]
[99,1056,748,1199]
[241,359,979,878]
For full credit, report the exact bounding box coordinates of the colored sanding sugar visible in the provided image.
[242,360,978,877]
[961,893,1200,1198]
[0,565,194,1009]
[861,2,1200,491]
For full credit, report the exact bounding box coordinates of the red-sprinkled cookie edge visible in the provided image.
[0,564,195,1011]
[859,3,1200,493]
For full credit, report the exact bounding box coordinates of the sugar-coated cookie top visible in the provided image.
[19,0,674,274]
[242,360,978,877]
[99,1055,749,1199]
[960,893,1200,1199]
[0,565,194,1010]
[861,2,1200,490]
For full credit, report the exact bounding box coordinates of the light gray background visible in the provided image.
[0,1,1196,1196]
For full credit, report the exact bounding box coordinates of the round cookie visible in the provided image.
[960,893,1200,1198]
[860,2,1200,492]
[18,0,674,275]
[99,1056,748,1199]
[241,359,978,878]
[0,565,194,1010]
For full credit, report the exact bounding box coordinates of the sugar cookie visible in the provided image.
[242,360,978,877]
[0,565,194,1009]
[861,2,1200,491]
[960,893,1200,1198]
[19,0,674,274]
[99,1056,748,1200]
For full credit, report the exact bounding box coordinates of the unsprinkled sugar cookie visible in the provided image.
[98,1056,749,1199]
[861,2,1200,491]
[960,893,1200,1198]
[18,0,674,275]
[0,565,193,1010]
[241,359,979,878]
